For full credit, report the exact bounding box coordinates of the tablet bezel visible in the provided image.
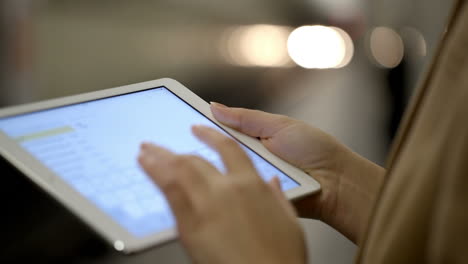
[0,78,321,253]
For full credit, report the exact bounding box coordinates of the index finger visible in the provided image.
[191,125,257,177]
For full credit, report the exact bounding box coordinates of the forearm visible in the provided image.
[295,146,386,244]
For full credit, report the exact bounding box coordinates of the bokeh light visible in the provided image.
[400,27,427,58]
[221,24,292,67]
[331,26,354,68]
[369,27,404,68]
[287,25,354,69]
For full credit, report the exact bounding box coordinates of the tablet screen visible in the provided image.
[0,87,300,237]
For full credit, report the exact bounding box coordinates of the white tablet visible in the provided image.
[0,78,320,253]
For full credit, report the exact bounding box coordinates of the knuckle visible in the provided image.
[217,136,237,148]
[169,156,189,168]
[277,115,296,128]
[161,175,183,192]
[160,156,198,191]
[186,155,205,164]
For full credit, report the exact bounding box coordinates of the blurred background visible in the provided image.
[0,0,456,263]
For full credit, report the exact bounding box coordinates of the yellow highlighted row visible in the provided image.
[15,126,74,143]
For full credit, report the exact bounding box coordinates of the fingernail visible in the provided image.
[139,147,157,162]
[139,145,149,155]
[138,151,148,163]
[210,102,228,108]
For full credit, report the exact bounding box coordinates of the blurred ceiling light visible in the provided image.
[332,27,354,68]
[287,25,354,69]
[221,24,292,67]
[369,27,404,68]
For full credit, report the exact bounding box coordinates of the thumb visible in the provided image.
[210,102,294,139]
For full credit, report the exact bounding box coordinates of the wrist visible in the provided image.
[294,144,386,243]
[293,142,349,221]
[327,146,386,242]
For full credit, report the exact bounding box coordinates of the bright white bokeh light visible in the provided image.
[222,24,292,67]
[287,25,353,69]
[239,25,291,67]
[331,27,354,68]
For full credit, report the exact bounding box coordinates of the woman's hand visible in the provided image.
[138,125,307,264]
[210,103,386,243]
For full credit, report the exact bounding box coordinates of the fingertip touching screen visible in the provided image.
[0,87,300,237]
